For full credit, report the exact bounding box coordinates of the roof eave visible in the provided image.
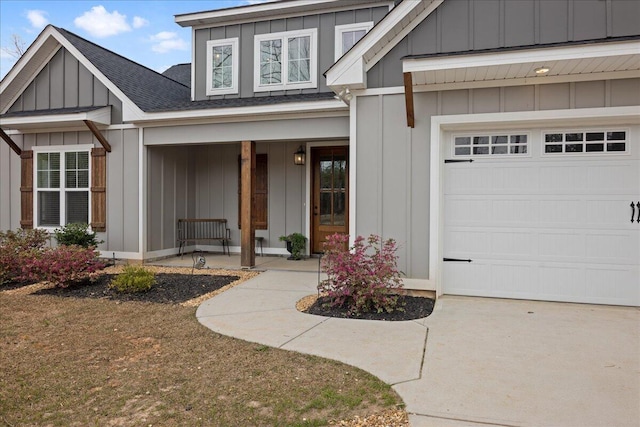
[175,0,393,28]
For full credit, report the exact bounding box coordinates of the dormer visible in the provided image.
[175,0,394,101]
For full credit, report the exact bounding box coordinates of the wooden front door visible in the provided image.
[312,146,349,253]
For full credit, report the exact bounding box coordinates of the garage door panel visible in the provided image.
[491,231,536,256]
[585,231,638,262]
[539,165,588,193]
[586,163,638,193]
[445,229,490,255]
[584,267,640,305]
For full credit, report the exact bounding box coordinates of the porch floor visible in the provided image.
[146,252,322,273]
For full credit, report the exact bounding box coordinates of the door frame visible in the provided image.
[304,141,349,255]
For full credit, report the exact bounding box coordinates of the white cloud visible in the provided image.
[150,32,188,53]
[132,16,149,29]
[26,10,48,29]
[74,5,131,38]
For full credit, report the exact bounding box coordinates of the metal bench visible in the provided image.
[177,219,231,257]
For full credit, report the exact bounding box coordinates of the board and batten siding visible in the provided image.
[193,6,389,100]
[0,129,139,253]
[146,141,308,253]
[6,48,123,123]
[355,78,640,279]
[368,0,640,88]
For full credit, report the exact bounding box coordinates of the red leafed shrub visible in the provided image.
[23,245,106,288]
[318,233,404,316]
[0,228,49,285]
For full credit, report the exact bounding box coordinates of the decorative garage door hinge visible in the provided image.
[444,159,474,163]
[443,258,473,262]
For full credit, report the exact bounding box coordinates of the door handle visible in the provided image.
[632,202,636,223]
[637,201,640,223]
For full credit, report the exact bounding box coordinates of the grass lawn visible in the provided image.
[0,270,404,427]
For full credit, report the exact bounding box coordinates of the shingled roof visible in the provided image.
[54,27,337,114]
[56,27,191,112]
[162,64,191,88]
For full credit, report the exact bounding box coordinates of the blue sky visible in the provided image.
[0,1,271,79]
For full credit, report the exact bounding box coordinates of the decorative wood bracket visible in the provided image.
[84,120,112,152]
[0,128,22,155]
[403,72,415,128]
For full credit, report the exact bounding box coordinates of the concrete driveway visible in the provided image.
[403,296,640,427]
[195,271,640,427]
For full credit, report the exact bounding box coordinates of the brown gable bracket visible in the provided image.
[403,72,415,128]
[0,128,22,155]
[84,120,112,152]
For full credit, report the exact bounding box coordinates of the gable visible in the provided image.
[7,47,122,123]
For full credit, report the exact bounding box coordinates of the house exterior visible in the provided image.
[1,0,638,306]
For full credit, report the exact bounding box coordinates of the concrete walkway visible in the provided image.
[196,270,640,427]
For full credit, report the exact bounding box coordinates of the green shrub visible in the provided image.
[54,223,102,248]
[109,265,155,293]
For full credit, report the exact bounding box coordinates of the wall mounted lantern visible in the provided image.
[294,145,306,165]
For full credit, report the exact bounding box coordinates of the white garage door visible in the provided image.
[443,127,640,306]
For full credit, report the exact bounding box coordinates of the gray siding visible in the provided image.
[368,0,640,88]
[7,48,123,123]
[146,141,308,252]
[354,78,640,279]
[193,6,389,100]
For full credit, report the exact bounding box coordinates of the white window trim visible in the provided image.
[540,128,630,157]
[451,132,531,158]
[33,144,93,230]
[334,22,373,61]
[206,38,239,96]
[254,28,317,92]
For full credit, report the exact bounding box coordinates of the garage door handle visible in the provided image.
[633,202,637,223]
[637,202,640,223]
[443,258,473,262]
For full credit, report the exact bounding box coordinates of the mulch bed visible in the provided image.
[35,273,239,304]
[306,295,435,321]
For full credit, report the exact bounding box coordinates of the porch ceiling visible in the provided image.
[402,38,640,87]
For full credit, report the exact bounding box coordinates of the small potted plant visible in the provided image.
[279,232,307,260]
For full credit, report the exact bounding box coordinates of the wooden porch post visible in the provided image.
[240,140,256,267]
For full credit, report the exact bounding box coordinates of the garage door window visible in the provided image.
[544,130,627,154]
[453,133,528,157]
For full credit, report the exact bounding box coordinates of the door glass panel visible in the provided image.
[320,192,332,225]
[320,160,332,189]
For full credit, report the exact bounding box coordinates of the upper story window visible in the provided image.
[254,28,317,92]
[206,38,239,95]
[34,146,91,228]
[335,22,373,60]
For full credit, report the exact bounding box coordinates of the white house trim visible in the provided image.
[429,106,640,296]
[0,106,112,131]
[132,98,347,124]
[326,0,443,90]
[176,0,394,28]
[206,38,239,96]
